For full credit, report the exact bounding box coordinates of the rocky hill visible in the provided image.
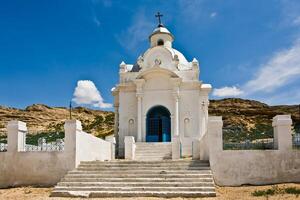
[0,104,114,138]
[209,98,300,141]
[0,98,299,143]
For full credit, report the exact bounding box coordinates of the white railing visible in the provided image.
[25,139,64,151]
[0,143,7,152]
[293,134,300,149]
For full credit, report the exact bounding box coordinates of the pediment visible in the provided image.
[136,66,179,79]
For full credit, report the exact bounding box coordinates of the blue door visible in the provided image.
[146,106,171,142]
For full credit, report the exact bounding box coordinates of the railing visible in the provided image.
[293,134,300,149]
[0,143,7,152]
[25,138,64,151]
[223,126,274,150]
[224,139,274,150]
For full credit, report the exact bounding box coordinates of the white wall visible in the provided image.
[0,120,113,188]
[118,90,137,156]
[207,115,300,186]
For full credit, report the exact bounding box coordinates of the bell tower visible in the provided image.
[149,12,174,48]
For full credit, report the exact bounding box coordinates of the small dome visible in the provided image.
[149,27,174,39]
[149,25,174,48]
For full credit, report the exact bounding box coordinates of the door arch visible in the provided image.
[146,105,171,142]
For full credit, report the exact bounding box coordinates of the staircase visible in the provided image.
[135,142,172,160]
[51,160,216,198]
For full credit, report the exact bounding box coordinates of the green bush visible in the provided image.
[285,187,300,195]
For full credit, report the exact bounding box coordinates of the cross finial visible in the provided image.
[155,12,163,27]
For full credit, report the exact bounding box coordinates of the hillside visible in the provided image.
[0,98,299,142]
[209,98,300,141]
[0,104,114,138]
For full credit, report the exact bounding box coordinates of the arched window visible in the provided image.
[157,39,164,46]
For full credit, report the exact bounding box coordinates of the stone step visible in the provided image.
[51,159,215,198]
[135,147,171,150]
[80,160,208,164]
[135,153,171,155]
[68,170,213,175]
[57,182,215,187]
[61,177,214,182]
[135,142,171,145]
[64,174,213,178]
[76,167,211,171]
[78,163,209,167]
[53,186,215,192]
[51,190,216,198]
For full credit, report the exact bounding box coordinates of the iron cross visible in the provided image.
[155,12,163,25]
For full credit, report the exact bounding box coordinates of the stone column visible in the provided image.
[272,115,292,151]
[64,120,82,153]
[173,93,180,137]
[171,78,181,138]
[134,79,145,142]
[113,103,119,156]
[137,94,143,142]
[172,137,181,160]
[7,120,27,152]
[208,116,223,155]
[106,136,116,160]
[124,136,135,160]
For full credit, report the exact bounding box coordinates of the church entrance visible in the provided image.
[146,106,171,142]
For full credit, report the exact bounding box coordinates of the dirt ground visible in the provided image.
[0,183,299,200]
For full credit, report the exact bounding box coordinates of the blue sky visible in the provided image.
[0,0,300,110]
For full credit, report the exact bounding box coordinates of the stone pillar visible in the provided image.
[174,94,180,137]
[208,116,223,156]
[64,120,82,153]
[134,79,145,142]
[192,139,200,160]
[106,136,116,160]
[171,78,181,138]
[124,136,135,160]
[113,104,119,157]
[137,94,143,142]
[272,115,292,151]
[172,137,181,160]
[7,120,27,152]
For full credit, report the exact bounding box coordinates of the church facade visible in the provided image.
[112,22,212,157]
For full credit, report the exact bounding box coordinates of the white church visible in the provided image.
[112,14,211,158]
[1,13,298,198]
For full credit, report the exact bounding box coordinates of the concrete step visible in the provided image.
[79,163,209,167]
[57,182,215,187]
[61,177,214,182]
[53,186,215,192]
[80,160,209,164]
[64,174,213,178]
[68,170,213,175]
[135,142,172,161]
[51,159,216,198]
[51,190,216,198]
[76,167,211,171]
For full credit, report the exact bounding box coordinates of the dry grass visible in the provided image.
[0,183,299,200]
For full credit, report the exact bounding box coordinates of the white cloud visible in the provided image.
[293,16,300,26]
[213,38,300,103]
[117,10,153,52]
[178,0,204,22]
[212,86,244,97]
[93,15,101,27]
[72,80,112,109]
[244,39,300,94]
[210,12,217,18]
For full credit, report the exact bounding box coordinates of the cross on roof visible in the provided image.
[155,12,163,27]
